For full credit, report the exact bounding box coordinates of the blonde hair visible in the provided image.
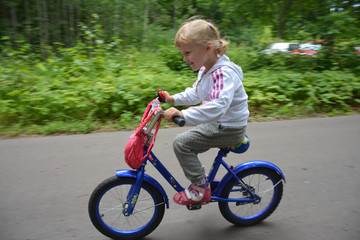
[174,17,229,56]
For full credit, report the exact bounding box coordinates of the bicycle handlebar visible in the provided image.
[172,116,185,127]
[156,88,166,103]
[156,88,185,127]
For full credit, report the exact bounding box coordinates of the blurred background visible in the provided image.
[0,0,359,137]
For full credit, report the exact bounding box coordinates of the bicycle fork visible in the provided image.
[123,166,146,216]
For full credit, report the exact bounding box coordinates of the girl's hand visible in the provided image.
[164,107,184,122]
[163,91,174,103]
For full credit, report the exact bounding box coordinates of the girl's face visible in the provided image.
[177,41,214,71]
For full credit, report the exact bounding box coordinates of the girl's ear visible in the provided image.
[205,42,214,54]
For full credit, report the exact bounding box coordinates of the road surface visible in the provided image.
[0,115,359,240]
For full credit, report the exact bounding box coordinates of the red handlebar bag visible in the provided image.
[124,100,162,169]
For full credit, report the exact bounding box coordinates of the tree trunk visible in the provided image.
[9,1,18,46]
[87,0,93,56]
[53,0,62,49]
[69,0,74,47]
[24,0,31,45]
[172,0,177,29]
[62,0,69,47]
[42,0,49,47]
[143,0,149,45]
[113,1,120,38]
[277,0,293,39]
[36,0,45,58]
[76,0,81,43]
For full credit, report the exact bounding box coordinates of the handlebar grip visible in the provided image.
[156,88,166,103]
[172,116,185,127]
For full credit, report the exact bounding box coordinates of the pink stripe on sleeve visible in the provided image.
[211,71,217,99]
[210,68,224,99]
[217,68,223,98]
[219,68,224,90]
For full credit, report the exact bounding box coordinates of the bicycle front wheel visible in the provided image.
[88,176,165,240]
[219,167,283,226]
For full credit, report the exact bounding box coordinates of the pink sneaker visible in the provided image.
[173,185,211,205]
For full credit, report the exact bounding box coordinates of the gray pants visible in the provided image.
[173,122,246,183]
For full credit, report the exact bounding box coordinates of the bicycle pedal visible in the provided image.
[186,204,202,210]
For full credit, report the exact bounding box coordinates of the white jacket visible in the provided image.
[173,55,249,127]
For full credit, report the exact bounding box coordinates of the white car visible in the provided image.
[293,42,323,56]
[260,42,299,54]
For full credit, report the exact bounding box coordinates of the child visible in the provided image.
[163,17,249,205]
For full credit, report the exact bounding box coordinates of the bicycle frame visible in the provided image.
[118,99,286,215]
[118,144,285,215]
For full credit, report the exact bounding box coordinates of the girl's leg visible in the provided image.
[173,122,246,183]
[172,122,246,204]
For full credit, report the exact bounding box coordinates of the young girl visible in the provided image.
[163,17,249,205]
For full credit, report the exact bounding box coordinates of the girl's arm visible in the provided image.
[172,86,201,106]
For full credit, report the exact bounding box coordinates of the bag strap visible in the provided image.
[136,99,163,161]
[144,115,162,155]
[137,114,162,161]
[134,100,156,135]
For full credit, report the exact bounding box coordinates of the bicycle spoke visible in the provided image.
[222,170,282,222]
[259,179,283,197]
[133,202,165,214]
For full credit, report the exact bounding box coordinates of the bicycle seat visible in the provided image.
[225,135,250,154]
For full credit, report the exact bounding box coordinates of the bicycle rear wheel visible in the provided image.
[219,167,283,226]
[88,176,165,240]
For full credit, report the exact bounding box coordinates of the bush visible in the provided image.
[0,41,359,136]
[244,69,360,115]
[0,47,193,129]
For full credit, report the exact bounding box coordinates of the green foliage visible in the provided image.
[1,41,359,137]
[1,0,360,137]
[1,0,360,53]
[158,45,194,72]
[0,41,197,136]
[227,44,360,118]
[244,70,360,115]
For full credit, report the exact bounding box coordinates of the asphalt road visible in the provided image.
[1,115,359,240]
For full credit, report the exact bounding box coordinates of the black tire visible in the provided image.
[219,168,283,226]
[88,176,165,240]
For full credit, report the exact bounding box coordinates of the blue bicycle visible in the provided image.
[88,95,286,240]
